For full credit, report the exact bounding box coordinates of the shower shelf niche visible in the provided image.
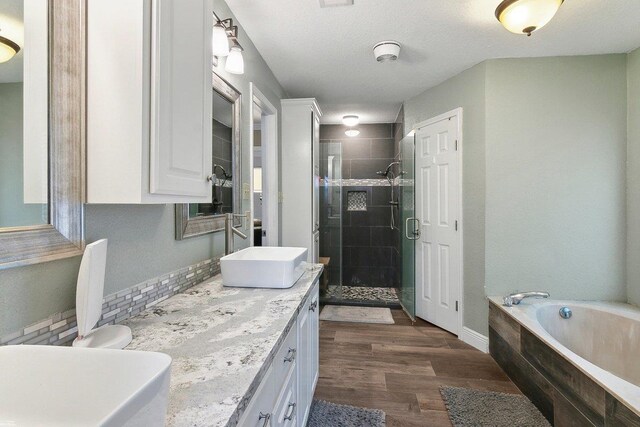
[347,191,367,211]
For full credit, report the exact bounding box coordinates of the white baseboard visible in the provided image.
[460,327,489,353]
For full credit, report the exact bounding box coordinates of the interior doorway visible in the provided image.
[414,108,463,335]
[250,83,278,247]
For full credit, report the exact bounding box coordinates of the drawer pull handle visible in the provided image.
[309,301,318,312]
[284,402,296,421]
[284,348,296,363]
[258,412,271,427]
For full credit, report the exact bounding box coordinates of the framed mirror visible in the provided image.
[0,0,86,269]
[175,72,241,239]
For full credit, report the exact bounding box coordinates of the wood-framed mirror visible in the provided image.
[0,0,85,269]
[175,72,242,239]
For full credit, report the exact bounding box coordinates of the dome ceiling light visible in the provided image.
[342,115,359,127]
[0,33,20,64]
[495,0,564,36]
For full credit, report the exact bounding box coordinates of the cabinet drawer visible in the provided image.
[274,367,298,427]
[238,365,276,427]
[273,321,297,389]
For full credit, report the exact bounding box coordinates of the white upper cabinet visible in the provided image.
[87,0,213,204]
[282,99,322,262]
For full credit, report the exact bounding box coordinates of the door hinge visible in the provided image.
[455,301,459,312]
[455,140,458,151]
[455,220,458,231]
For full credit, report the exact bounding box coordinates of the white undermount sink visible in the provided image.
[221,246,308,289]
[0,345,172,426]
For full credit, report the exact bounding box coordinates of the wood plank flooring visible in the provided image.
[315,309,521,426]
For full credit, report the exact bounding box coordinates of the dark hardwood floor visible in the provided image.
[315,309,521,426]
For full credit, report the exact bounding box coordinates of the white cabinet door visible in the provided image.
[149,0,212,197]
[238,365,276,427]
[297,294,312,426]
[297,282,319,426]
[309,285,319,393]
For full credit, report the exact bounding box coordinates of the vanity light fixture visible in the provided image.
[345,128,360,137]
[225,40,244,75]
[211,21,230,56]
[0,33,20,64]
[495,0,564,36]
[212,13,245,74]
[342,115,359,127]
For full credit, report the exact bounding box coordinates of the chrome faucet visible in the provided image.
[503,291,550,307]
[225,212,249,255]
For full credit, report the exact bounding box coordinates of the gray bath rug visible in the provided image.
[319,305,394,324]
[308,400,385,427]
[440,387,551,426]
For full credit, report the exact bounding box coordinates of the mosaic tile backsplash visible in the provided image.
[0,257,221,346]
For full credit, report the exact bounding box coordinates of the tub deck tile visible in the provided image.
[521,328,605,426]
[489,299,640,427]
[489,327,555,423]
[606,392,640,427]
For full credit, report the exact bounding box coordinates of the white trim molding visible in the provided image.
[460,327,489,353]
[249,83,279,246]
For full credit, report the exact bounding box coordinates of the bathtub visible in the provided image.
[488,297,640,423]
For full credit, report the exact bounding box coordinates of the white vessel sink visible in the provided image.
[0,345,171,426]
[221,246,308,289]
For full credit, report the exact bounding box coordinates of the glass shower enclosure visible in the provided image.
[399,134,416,319]
[318,134,416,318]
[319,142,342,300]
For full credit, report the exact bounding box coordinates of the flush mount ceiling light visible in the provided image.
[342,115,359,127]
[319,0,354,7]
[373,41,401,62]
[345,129,360,137]
[0,33,20,64]
[495,0,564,36]
[211,12,245,74]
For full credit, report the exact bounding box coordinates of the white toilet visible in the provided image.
[72,239,132,349]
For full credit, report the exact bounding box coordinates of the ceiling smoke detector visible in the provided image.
[373,41,400,62]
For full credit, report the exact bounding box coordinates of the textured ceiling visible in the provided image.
[225,0,640,123]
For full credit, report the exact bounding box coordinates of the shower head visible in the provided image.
[377,162,401,179]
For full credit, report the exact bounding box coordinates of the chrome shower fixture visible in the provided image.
[377,161,401,229]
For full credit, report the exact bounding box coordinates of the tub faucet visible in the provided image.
[503,291,550,307]
[225,212,249,255]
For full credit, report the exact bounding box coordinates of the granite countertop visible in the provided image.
[123,264,323,427]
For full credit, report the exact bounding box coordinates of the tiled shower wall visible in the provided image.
[320,124,400,288]
[0,258,220,346]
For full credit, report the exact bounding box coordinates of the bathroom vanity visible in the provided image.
[123,265,322,427]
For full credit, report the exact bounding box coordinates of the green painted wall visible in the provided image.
[0,83,47,227]
[404,54,629,336]
[0,0,287,337]
[485,56,628,316]
[404,62,488,335]
[627,47,640,306]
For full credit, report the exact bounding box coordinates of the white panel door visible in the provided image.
[149,0,212,197]
[415,115,460,334]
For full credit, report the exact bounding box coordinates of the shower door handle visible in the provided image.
[406,218,420,240]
